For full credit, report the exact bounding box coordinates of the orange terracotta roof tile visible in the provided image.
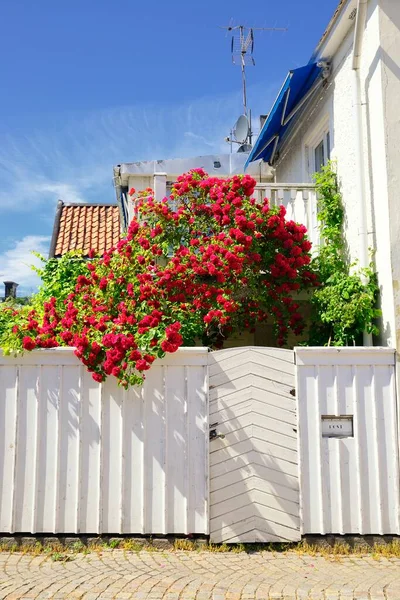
[50,201,122,257]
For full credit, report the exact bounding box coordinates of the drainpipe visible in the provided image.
[352,0,372,346]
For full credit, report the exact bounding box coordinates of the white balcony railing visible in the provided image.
[139,175,319,250]
[254,183,319,249]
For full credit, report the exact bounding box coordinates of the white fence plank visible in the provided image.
[14,366,38,532]
[296,347,400,535]
[0,348,208,535]
[187,365,208,535]
[0,367,17,532]
[79,370,101,534]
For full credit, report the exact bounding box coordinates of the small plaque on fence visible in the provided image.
[321,415,353,438]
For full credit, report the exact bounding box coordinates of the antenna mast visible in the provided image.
[222,23,287,116]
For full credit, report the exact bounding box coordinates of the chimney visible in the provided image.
[4,281,18,300]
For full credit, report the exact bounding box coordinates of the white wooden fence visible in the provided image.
[1,345,400,538]
[296,347,400,535]
[0,348,208,535]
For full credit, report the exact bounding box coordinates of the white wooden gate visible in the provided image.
[209,347,300,543]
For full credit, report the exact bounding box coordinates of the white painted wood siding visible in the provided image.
[209,347,300,543]
[0,348,208,535]
[296,347,400,535]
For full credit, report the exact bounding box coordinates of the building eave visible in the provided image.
[49,199,64,259]
[311,0,357,61]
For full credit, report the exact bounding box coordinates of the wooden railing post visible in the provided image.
[154,173,167,202]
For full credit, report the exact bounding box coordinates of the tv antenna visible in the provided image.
[221,22,287,117]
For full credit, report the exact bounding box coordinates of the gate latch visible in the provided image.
[209,422,225,441]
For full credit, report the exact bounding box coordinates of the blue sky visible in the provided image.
[0,0,338,294]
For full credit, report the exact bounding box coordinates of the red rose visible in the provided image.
[92,372,104,383]
[136,359,150,371]
[22,336,36,351]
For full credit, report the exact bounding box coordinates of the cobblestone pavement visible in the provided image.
[0,550,400,599]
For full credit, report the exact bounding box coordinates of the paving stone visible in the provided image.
[0,537,19,550]
[0,549,399,599]
[151,539,173,550]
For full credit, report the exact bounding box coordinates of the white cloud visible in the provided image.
[184,131,215,147]
[0,81,280,295]
[0,80,278,214]
[0,235,50,296]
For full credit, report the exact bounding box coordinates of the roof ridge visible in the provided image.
[60,202,118,208]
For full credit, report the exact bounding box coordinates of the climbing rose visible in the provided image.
[10,170,317,387]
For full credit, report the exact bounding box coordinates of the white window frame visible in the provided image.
[303,115,332,181]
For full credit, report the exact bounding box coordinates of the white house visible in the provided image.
[246,0,400,349]
[111,0,399,349]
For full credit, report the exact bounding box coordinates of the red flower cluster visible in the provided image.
[160,322,183,353]
[13,170,318,387]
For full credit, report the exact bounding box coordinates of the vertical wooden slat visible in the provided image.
[120,388,126,535]
[31,366,41,533]
[58,365,80,532]
[337,365,358,533]
[185,365,190,534]
[375,365,400,534]
[141,382,146,534]
[165,365,186,534]
[333,365,343,534]
[353,363,364,533]
[97,381,104,535]
[101,377,123,533]
[188,365,208,535]
[75,366,83,534]
[317,366,328,534]
[35,365,60,533]
[144,365,165,533]
[0,367,18,532]
[14,366,38,532]
[10,367,19,534]
[120,383,142,533]
[54,365,62,533]
[371,369,383,533]
[163,366,168,534]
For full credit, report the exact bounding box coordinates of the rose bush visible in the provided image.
[3,169,317,387]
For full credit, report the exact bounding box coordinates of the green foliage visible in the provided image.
[0,251,89,354]
[309,162,380,346]
[31,251,89,308]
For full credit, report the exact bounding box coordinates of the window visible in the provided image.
[304,117,331,180]
[314,140,325,171]
[314,132,330,172]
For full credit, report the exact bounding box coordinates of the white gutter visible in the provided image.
[352,0,372,345]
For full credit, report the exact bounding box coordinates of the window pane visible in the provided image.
[314,140,325,171]
[326,131,331,160]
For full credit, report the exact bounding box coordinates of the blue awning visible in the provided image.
[245,62,324,167]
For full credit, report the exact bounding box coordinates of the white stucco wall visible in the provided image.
[379,0,400,348]
[275,0,398,347]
